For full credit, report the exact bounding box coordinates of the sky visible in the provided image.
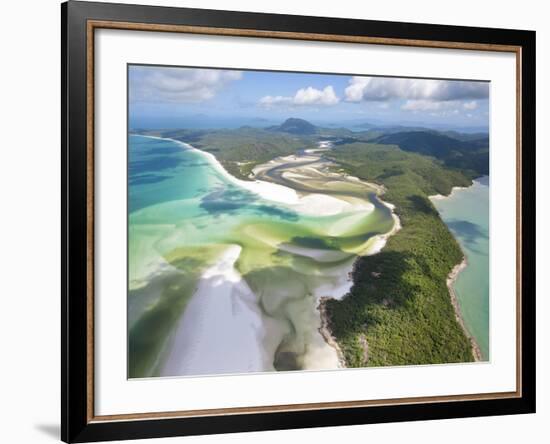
[128,65,490,130]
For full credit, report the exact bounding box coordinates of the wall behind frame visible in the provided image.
[0,0,546,443]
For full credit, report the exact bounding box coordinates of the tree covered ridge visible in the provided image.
[324,142,478,366]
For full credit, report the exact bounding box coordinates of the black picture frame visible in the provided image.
[61,1,536,442]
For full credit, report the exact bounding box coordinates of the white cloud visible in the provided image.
[129,66,242,103]
[259,95,293,107]
[294,86,339,106]
[401,100,459,111]
[402,98,481,115]
[259,86,339,108]
[345,77,488,103]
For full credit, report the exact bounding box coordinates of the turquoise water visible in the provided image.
[129,135,216,213]
[431,176,490,359]
[128,135,394,377]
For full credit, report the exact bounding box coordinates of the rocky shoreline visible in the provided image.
[317,297,347,368]
[316,187,402,369]
[447,257,483,361]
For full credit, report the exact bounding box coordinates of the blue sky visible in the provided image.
[129,65,489,130]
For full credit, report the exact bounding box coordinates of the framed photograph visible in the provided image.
[61,1,536,442]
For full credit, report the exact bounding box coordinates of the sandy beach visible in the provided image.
[138,135,401,374]
[160,245,273,377]
[317,297,346,368]
[429,184,470,200]
[429,181,486,361]
[447,258,483,361]
[157,136,370,217]
[365,198,402,256]
[315,194,402,366]
[246,141,402,367]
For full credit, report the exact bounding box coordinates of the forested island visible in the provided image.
[133,117,489,371]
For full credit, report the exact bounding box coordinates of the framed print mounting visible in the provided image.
[61,1,536,442]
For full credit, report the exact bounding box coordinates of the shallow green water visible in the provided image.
[128,135,394,377]
[431,176,490,359]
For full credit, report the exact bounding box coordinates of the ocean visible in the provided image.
[431,176,490,359]
[128,134,394,378]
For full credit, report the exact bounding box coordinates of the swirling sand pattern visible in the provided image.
[128,135,396,378]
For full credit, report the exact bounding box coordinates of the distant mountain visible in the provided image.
[353,122,378,129]
[268,118,318,135]
[373,131,489,175]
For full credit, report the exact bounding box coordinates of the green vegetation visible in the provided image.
[197,129,312,179]
[373,130,489,176]
[137,119,489,368]
[267,117,319,135]
[142,127,313,180]
[324,142,477,366]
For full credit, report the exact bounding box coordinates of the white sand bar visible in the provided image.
[160,245,272,376]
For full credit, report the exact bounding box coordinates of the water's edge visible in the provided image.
[143,135,402,372]
[429,177,490,361]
